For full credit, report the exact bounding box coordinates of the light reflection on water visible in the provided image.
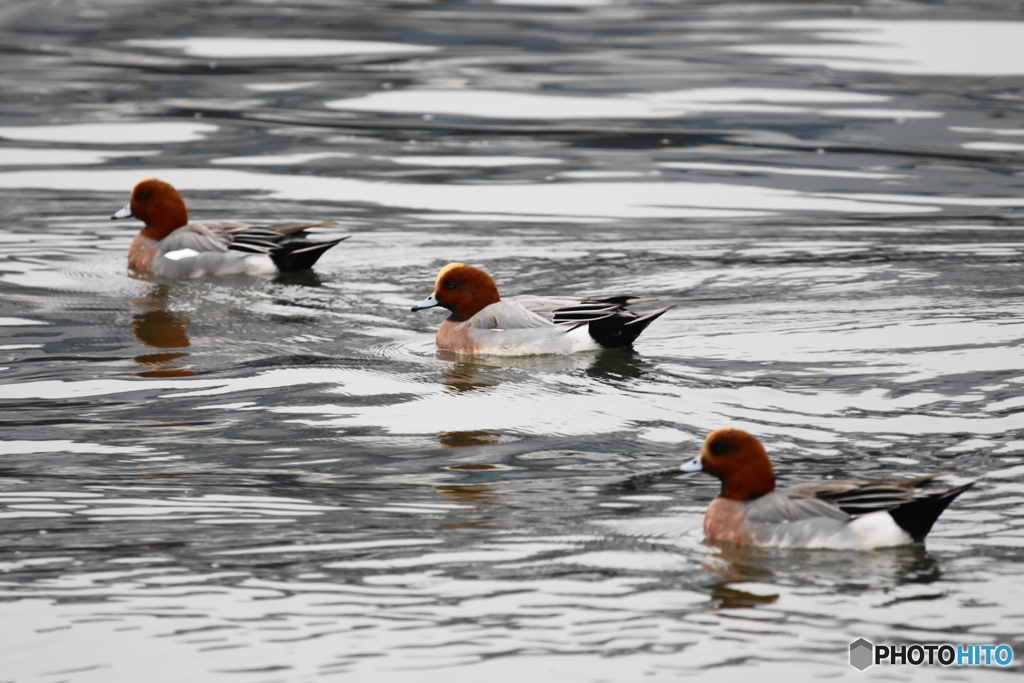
[1,0,1023,681]
[736,20,1024,76]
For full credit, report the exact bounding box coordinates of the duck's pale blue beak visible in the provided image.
[411,292,439,312]
[680,456,703,472]
[111,204,133,220]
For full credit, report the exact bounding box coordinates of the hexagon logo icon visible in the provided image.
[850,638,874,670]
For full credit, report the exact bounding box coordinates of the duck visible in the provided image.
[411,262,671,355]
[681,428,973,549]
[111,177,347,277]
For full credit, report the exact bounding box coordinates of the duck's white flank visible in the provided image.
[846,511,914,548]
[164,248,199,261]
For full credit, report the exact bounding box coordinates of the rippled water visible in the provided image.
[1,1,1023,680]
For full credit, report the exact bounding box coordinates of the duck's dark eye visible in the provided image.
[136,192,150,201]
[709,439,733,456]
[444,280,458,290]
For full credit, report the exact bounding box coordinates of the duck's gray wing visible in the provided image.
[467,300,560,330]
[160,222,234,254]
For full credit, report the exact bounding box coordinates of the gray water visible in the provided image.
[1,1,1023,681]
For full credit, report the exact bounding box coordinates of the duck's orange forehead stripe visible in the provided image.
[435,262,470,290]
[132,177,169,196]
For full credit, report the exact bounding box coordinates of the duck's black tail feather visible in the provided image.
[587,304,673,348]
[888,482,974,543]
[270,235,350,271]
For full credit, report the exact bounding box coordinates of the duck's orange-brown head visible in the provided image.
[111,177,189,240]
[411,263,501,322]
[681,428,776,501]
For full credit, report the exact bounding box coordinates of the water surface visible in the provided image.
[1,1,1023,680]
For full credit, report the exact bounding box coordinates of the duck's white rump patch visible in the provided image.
[243,254,277,275]
[847,511,913,548]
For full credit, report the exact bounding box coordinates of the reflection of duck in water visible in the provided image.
[132,285,194,378]
[434,345,653,396]
[583,346,650,382]
[112,177,347,278]
[700,538,939,609]
[436,350,602,394]
[412,263,671,355]
[438,430,502,448]
[436,434,505,529]
[436,481,502,530]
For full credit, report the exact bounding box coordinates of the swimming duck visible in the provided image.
[411,262,671,355]
[112,177,347,277]
[681,428,973,549]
